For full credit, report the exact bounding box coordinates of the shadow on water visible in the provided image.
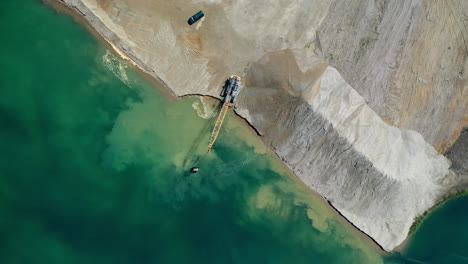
[182,101,223,169]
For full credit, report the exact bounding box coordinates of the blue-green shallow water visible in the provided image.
[0,1,466,263]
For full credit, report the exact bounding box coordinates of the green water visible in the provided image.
[0,1,466,263]
[386,195,468,264]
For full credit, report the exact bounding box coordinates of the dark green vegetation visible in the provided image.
[409,190,468,234]
[354,36,376,62]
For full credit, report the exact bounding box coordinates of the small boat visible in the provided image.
[190,166,199,173]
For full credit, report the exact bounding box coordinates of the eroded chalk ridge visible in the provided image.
[276,101,447,251]
[241,50,455,251]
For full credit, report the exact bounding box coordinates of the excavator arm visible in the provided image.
[207,102,230,152]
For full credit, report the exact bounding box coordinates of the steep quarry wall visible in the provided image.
[56,0,468,251]
[318,0,468,152]
[446,127,468,178]
[237,49,464,250]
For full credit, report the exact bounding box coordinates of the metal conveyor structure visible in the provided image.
[206,75,242,153]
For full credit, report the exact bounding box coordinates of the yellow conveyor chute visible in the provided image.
[207,102,230,152]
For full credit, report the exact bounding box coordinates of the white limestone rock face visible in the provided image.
[308,67,449,250]
[239,49,454,251]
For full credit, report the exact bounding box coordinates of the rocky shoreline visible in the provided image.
[51,0,468,252]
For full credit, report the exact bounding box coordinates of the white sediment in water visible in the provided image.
[102,50,132,87]
[192,97,217,119]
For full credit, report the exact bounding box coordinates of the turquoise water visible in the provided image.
[386,195,468,264]
[0,1,466,264]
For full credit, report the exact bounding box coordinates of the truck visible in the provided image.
[187,11,204,25]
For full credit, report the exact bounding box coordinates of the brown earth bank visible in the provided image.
[51,0,467,252]
[318,0,468,153]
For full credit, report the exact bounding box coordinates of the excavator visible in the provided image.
[207,75,242,153]
[190,75,242,174]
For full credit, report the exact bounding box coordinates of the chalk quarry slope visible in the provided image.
[58,0,468,251]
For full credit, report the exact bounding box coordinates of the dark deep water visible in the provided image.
[386,195,468,264]
[0,1,466,263]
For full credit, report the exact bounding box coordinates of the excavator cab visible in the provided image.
[220,75,242,103]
